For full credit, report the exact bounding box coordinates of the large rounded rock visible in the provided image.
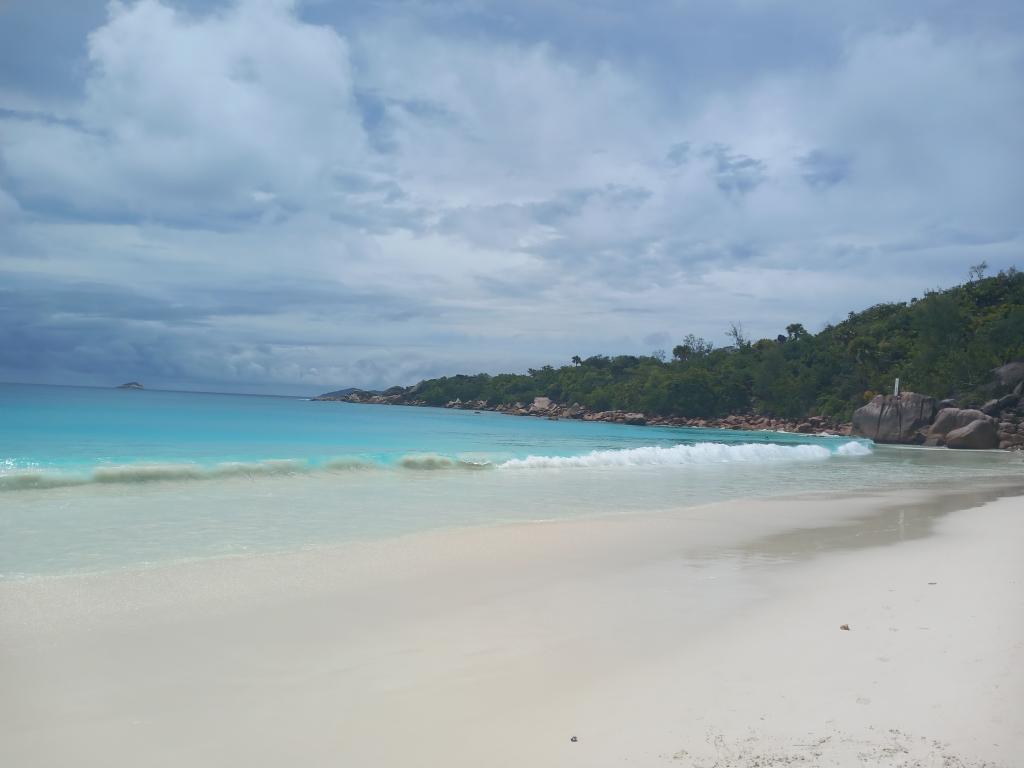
[992,361,1024,392]
[852,392,937,444]
[928,408,991,442]
[945,419,999,450]
[981,393,1021,416]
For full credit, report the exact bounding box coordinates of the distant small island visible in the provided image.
[116,382,144,390]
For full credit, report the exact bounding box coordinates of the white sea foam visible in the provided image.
[0,442,872,491]
[93,460,306,483]
[399,454,491,470]
[498,441,871,469]
[322,457,379,471]
[0,459,310,491]
[835,441,874,456]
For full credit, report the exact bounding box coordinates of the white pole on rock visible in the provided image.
[893,378,900,397]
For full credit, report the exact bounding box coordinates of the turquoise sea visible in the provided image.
[2,383,1021,578]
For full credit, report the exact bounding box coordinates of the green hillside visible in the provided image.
[401,267,1024,421]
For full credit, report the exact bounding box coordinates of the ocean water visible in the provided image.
[1,383,1021,578]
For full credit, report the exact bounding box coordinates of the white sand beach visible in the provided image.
[2,482,1023,767]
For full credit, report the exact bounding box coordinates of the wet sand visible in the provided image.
[2,482,1023,766]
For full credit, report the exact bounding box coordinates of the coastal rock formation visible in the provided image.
[312,389,852,436]
[117,382,144,389]
[925,408,992,446]
[581,410,648,425]
[982,393,1020,416]
[945,419,1000,450]
[925,388,1024,450]
[851,383,1022,451]
[314,388,412,405]
[310,367,1023,450]
[992,360,1024,393]
[851,392,936,444]
[314,387,375,401]
[564,404,586,419]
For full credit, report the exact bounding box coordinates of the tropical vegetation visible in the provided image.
[403,267,1024,421]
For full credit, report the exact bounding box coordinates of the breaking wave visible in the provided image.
[835,441,873,457]
[0,459,314,491]
[0,441,872,491]
[399,454,492,470]
[497,441,872,469]
[0,453,492,491]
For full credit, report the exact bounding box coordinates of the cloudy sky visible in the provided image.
[1,0,1021,395]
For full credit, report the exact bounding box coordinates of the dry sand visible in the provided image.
[2,482,1023,767]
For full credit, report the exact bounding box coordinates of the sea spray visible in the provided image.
[0,441,875,491]
[498,441,871,469]
[835,441,873,457]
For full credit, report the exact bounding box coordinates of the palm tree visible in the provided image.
[785,323,808,341]
[571,355,582,367]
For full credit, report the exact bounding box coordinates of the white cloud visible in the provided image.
[0,1,1022,392]
[2,0,366,220]
[355,27,666,205]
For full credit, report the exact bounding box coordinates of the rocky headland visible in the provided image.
[313,390,853,436]
[316,360,1024,449]
[849,361,1024,450]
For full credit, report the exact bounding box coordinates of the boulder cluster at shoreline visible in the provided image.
[313,390,853,437]
[849,362,1024,450]
[316,360,1024,449]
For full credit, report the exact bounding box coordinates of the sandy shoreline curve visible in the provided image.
[2,481,1023,766]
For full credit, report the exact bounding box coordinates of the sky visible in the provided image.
[1,0,1022,396]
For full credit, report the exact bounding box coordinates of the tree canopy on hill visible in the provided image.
[404,268,1024,421]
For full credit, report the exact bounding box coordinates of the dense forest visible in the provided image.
[399,267,1024,421]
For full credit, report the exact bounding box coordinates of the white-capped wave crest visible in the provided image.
[399,454,491,470]
[498,440,871,469]
[835,441,873,456]
[0,441,872,491]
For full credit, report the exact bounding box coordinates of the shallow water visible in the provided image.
[1,383,1020,577]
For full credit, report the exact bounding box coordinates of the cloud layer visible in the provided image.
[1,0,1022,393]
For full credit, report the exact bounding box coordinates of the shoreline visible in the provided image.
[3,481,1023,766]
[314,386,1024,450]
[3,463,1018,584]
[313,391,854,436]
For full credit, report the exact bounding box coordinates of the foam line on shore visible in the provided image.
[498,440,871,469]
[0,441,872,491]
